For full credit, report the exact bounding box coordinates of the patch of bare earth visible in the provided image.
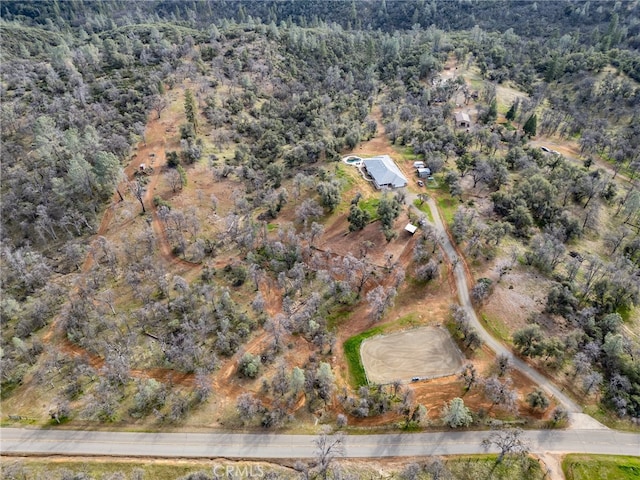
[319,213,415,269]
[481,267,554,334]
[353,104,398,158]
[361,327,465,383]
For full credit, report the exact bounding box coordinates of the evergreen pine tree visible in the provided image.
[184,89,198,133]
[505,100,518,121]
[523,114,537,137]
[487,99,498,123]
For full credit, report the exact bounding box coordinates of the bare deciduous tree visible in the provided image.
[152,94,168,119]
[366,285,397,322]
[129,180,146,213]
[481,427,530,464]
[313,430,345,480]
[483,376,518,413]
[236,393,263,424]
[459,363,478,392]
[165,168,182,193]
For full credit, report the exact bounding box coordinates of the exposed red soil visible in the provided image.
[39,87,203,387]
[18,74,562,429]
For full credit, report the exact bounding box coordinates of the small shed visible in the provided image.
[455,112,471,128]
[139,163,146,171]
[417,167,431,178]
[413,161,425,169]
[405,223,418,235]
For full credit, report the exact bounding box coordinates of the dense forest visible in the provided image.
[1,0,639,458]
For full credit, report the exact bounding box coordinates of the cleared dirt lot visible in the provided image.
[360,326,465,384]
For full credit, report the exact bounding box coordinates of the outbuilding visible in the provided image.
[405,223,418,235]
[454,111,471,128]
[417,167,431,178]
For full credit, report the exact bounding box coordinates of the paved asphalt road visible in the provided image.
[3,192,633,463]
[1,427,638,458]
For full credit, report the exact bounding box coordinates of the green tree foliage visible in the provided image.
[290,367,306,394]
[316,180,341,212]
[523,114,537,137]
[176,165,188,188]
[180,122,196,141]
[377,194,402,240]
[482,99,498,124]
[166,151,180,168]
[526,388,550,411]
[184,89,198,132]
[239,353,261,378]
[506,204,534,237]
[514,174,557,223]
[92,152,122,198]
[505,100,518,121]
[441,397,473,428]
[513,324,545,357]
[347,204,371,231]
[455,153,473,177]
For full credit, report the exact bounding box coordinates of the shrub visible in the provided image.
[239,353,261,378]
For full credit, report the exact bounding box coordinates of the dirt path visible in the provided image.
[354,104,396,157]
[530,137,633,185]
[346,73,603,428]
[537,453,566,480]
[211,276,282,400]
[143,148,202,271]
[421,197,608,428]
[41,90,205,388]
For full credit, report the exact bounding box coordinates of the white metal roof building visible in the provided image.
[362,155,408,189]
[405,223,418,234]
[417,167,431,178]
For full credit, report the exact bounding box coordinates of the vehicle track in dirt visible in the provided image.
[42,95,211,389]
[419,196,592,422]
